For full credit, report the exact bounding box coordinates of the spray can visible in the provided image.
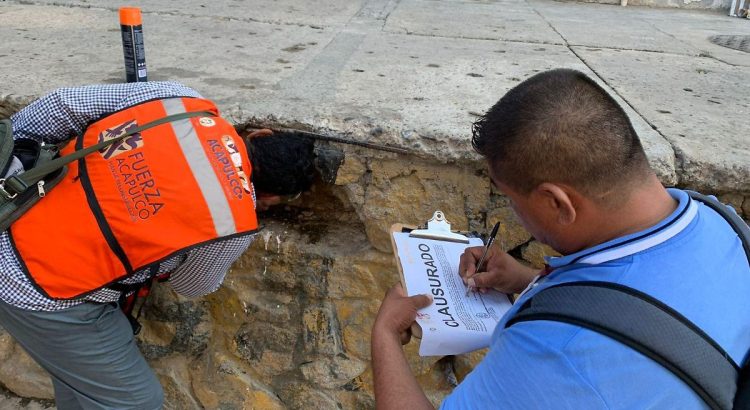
[119,7,147,82]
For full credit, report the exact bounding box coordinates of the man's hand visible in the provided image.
[459,245,538,294]
[373,284,432,345]
[371,283,435,410]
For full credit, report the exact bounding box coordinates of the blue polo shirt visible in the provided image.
[441,189,750,409]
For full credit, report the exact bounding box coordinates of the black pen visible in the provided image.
[466,221,500,296]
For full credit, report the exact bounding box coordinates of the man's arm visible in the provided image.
[167,234,254,297]
[438,322,620,410]
[372,284,434,410]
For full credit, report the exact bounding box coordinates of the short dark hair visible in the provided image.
[246,133,316,196]
[472,69,651,200]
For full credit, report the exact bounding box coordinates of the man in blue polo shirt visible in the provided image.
[370,68,750,409]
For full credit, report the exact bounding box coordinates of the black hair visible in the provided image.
[246,133,316,196]
[471,68,651,200]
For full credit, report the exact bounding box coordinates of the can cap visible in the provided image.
[119,7,142,26]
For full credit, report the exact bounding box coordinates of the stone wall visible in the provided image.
[0,126,747,408]
[138,144,567,409]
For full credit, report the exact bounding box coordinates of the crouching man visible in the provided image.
[0,81,315,409]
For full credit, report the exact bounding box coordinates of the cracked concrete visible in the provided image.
[1,0,746,196]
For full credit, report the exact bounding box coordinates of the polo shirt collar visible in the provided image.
[546,189,697,268]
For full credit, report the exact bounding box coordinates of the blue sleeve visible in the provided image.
[440,323,609,410]
[10,81,201,144]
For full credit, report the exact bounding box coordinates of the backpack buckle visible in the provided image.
[0,176,28,201]
[0,179,18,200]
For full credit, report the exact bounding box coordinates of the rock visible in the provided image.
[361,159,489,252]
[300,354,367,389]
[0,95,32,119]
[521,241,561,268]
[235,321,297,380]
[718,193,745,218]
[191,351,285,410]
[335,298,381,360]
[334,154,367,186]
[327,250,394,300]
[0,331,53,400]
[138,319,177,347]
[276,382,339,409]
[341,183,366,208]
[486,206,531,251]
[152,357,202,410]
[303,303,344,356]
[0,391,52,410]
[332,389,376,410]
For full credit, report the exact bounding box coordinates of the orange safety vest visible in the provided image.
[9,97,258,300]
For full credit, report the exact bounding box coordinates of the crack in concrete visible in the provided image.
[569,43,705,57]
[528,0,682,186]
[379,0,401,30]
[390,28,723,60]
[9,0,331,30]
[385,29,565,46]
[275,31,365,101]
[353,0,401,23]
[569,45,684,184]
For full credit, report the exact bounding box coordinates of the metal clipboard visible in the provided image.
[389,211,472,339]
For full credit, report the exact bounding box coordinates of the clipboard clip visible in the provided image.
[409,211,469,244]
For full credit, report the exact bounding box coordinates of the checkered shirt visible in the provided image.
[1,81,255,311]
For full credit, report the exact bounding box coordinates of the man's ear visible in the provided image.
[536,182,577,225]
[256,194,282,211]
[246,128,274,139]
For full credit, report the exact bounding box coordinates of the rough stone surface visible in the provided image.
[0,331,53,400]
[522,241,562,269]
[0,391,51,410]
[358,158,489,252]
[0,1,748,409]
[487,206,533,252]
[719,193,746,217]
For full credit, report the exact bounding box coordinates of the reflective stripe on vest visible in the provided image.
[9,97,258,300]
[163,98,236,236]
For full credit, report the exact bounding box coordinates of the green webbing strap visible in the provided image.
[0,120,14,177]
[0,110,215,199]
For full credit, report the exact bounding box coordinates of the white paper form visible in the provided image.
[393,232,513,356]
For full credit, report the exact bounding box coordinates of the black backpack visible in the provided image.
[506,191,750,410]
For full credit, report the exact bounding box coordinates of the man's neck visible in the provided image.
[581,176,678,251]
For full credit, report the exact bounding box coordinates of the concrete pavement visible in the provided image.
[0,0,748,194]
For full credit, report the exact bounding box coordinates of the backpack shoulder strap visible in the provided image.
[0,109,215,200]
[687,190,750,267]
[0,119,15,177]
[506,281,737,410]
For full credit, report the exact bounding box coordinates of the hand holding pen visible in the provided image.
[459,223,541,296]
[464,222,500,296]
